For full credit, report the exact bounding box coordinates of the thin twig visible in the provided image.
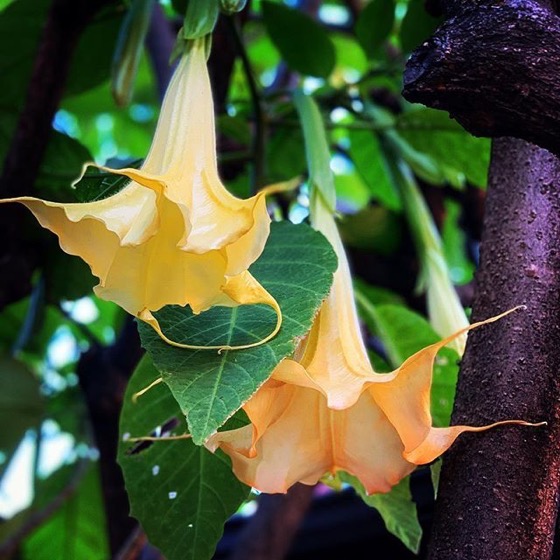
[11,275,45,356]
[226,16,267,192]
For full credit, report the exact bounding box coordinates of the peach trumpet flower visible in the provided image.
[1,39,288,350]
[207,202,537,494]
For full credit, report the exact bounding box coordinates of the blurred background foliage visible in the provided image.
[0,0,490,558]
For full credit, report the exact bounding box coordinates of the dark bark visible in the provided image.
[427,139,560,560]
[402,0,560,158]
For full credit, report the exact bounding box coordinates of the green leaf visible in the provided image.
[38,130,93,201]
[331,33,368,76]
[353,278,404,306]
[333,170,370,212]
[0,356,44,469]
[430,459,442,498]
[43,248,96,303]
[0,0,15,11]
[217,115,251,145]
[110,0,155,107]
[266,126,306,184]
[442,199,475,284]
[354,299,459,427]
[340,472,422,553]
[65,6,125,98]
[138,221,337,444]
[72,160,142,202]
[22,463,110,560]
[0,0,50,108]
[387,130,446,186]
[355,0,395,59]
[183,0,220,39]
[397,107,491,188]
[348,129,401,211]
[261,1,336,78]
[399,0,443,53]
[118,356,250,560]
[294,90,336,211]
[338,206,402,255]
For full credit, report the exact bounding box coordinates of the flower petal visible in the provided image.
[209,379,415,494]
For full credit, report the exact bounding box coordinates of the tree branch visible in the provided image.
[402,0,560,158]
[427,139,560,560]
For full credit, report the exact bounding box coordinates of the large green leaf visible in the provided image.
[22,463,110,560]
[118,356,250,560]
[354,297,459,427]
[348,129,401,211]
[0,0,49,107]
[139,221,337,444]
[182,0,220,39]
[294,90,336,211]
[355,0,395,59]
[340,472,422,553]
[397,107,491,188]
[261,1,336,78]
[265,126,306,184]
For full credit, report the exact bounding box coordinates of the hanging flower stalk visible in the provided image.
[1,38,290,351]
[387,154,469,356]
[206,92,540,494]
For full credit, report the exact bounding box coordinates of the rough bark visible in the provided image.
[427,139,560,559]
[402,0,560,158]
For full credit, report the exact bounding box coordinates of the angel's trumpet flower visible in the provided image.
[207,200,538,493]
[2,39,287,350]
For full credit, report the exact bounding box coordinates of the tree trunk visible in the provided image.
[399,0,560,556]
[402,0,560,159]
[427,139,560,559]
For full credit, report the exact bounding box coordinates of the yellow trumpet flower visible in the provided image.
[207,201,536,493]
[2,39,287,350]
